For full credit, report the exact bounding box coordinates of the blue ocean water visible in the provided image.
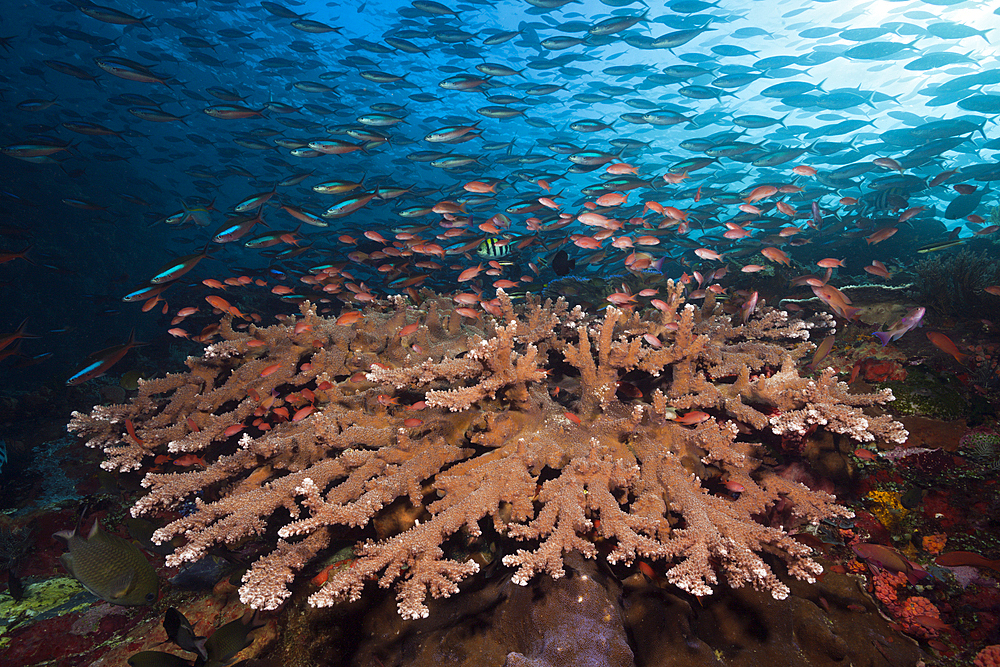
[2,0,999,388]
[0,0,1000,388]
[2,3,1000,665]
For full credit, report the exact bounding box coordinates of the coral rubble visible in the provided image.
[68,286,907,619]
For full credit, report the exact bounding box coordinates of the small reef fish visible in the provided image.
[67,329,146,386]
[873,307,925,346]
[54,519,158,606]
[926,332,969,365]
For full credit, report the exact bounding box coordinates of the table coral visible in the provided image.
[69,286,907,619]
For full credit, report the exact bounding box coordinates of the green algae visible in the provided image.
[0,576,92,647]
[878,368,969,420]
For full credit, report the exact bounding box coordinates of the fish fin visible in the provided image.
[108,569,137,600]
[194,637,209,662]
[124,328,149,349]
[872,331,892,347]
[60,552,75,574]
[53,529,75,544]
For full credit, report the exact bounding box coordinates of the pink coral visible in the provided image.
[897,596,942,638]
[975,645,1000,667]
[872,569,906,605]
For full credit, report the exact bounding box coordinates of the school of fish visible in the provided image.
[1,0,999,381]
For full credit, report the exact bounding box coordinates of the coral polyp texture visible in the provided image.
[68,285,907,619]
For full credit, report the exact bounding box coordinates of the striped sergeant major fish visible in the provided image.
[476,235,516,259]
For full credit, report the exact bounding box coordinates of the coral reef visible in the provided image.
[913,248,1000,320]
[977,644,1000,667]
[68,286,907,619]
[879,369,971,421]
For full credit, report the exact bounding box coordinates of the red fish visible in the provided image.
[811,284,860,321]
[125,418,143,446]
[205,295,233,311]
[458,264,483,282]
[675,411,710,426]
[808,335,836,371]
[926,332,968,365]
[0,246,33,265]
[0,318,38,353]
[740,291,758,323]
[292,405,315,421]
[336,311,363,326]
[866,226,898,245]
[864,260,891,279]
[936,551,1000,573]
[67,329,146,386]
[853,543,928,583]
[898,206,924,222]
[760,247,790,265]
[744,185,777,203]
[173,454,206,467]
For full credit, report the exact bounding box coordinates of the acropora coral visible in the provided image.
[69,285,907,619]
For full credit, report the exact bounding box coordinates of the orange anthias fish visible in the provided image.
[67,329,147,386]
[866,226,898,245]
[336,311,363,326]
[205,295,248,320]
[606,291,636,306]
[675,411,710,426]
[457,264,483,282]
[864,260,891,279]
[744,185,777,203]
[694,248,723,261]
[926,332,969,365]
[808,335,836,371]
[760,247,790,265]
[595,192,627,207]
[811,284,860,321]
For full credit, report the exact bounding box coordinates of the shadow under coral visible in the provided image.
[271,551,924,667]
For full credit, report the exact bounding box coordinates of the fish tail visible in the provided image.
[843,305,861,322]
